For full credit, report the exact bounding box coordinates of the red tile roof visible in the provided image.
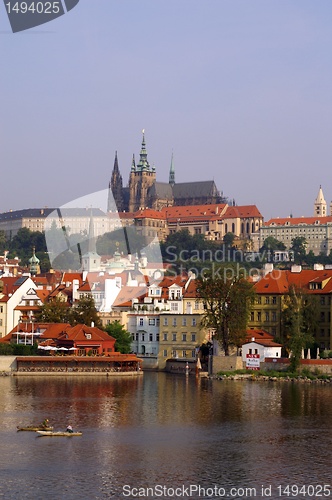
[265,216,332,226]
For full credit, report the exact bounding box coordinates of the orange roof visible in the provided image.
[162,204,227,222]
[265,216,332,226]
[58,324,115,342]
[255,269,332,295]
[134,209,166,220]
[245,329,274,342]
[223,205,263,218]
[61,272,83,285]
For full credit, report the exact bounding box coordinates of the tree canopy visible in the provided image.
[104,321,132,353]
[198,265,255,355]
[281,285,318,371]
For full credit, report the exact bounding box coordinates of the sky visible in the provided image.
[1,0,332,221]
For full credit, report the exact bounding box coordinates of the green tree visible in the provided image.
[104,321,132,353]
[281,285,318,371]
[70,295,102,327]
[0,230,7,254]
[36,298,71,323]
[198,266,255,355]
[223,232,235,248]
[290,237,307,265]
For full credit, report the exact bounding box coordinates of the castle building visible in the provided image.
[251,186,332,256]
[108,131,224,213]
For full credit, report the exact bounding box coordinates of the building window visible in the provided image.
[171,303,179,312]
[257,297,262,305]
[182,318,187,326]
[320,296,325,305]
[265,297,270,304]
[163,333,168,341]
[132,334,135,341]
[192,318,197,326]
[163,349,168,357]
[172,318,177,326]
[163,317,168,326]
[139,318,144,326]
[149,334,153,342]
[272,312,277,322]
[172,333,177,341]
[265,312,269,322]
[191,334,196,342]
[141,333,145,341]
[156,333,160,342]
[194,300,199,310]
[182,351,187,358]
[148,319,155,326]
[250,312,254,322]
[182,334,187,341]
[257,312,261,321]
[272,296,277,305]
[135,333,138,341]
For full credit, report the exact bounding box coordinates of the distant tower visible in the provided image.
[29,247,40,276]
[314,186,327,217]
[128,130,156,212]
[169,152,175,187]
[108,151,123,212]
[81,211,101,272]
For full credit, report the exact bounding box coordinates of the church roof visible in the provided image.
[148,182,173,200]
[172,180,219,199]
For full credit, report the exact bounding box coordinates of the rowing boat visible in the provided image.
[36,430,82,437]
[17,426,54,432]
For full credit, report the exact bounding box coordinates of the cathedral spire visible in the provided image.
[108,151,123,212]
[169,152,175,186]
[137,129,150,171]
[131,154,136,172]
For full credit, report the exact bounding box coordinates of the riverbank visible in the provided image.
[214,369,332,384]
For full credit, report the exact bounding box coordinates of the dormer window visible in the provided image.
[85,333,92,339]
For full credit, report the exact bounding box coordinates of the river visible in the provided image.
[0,373,331,500]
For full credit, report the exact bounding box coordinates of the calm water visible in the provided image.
[0,373,331,500]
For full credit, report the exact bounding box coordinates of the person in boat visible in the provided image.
[41,418,50,428]
[66,425,74,433]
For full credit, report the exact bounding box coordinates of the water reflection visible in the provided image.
[0,374,331,499]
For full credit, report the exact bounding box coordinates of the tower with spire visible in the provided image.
[314,186,327,217]
[108,151,124,212]
[81,211,101,273]
[169,152,175,187]
[128,130,156,212]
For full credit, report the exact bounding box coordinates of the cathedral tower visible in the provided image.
[108,151,123,212]
[129,130,156,212]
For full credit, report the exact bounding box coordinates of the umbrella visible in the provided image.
[69,347,78,351]
[57,347,69,351]
[37,345,45,350]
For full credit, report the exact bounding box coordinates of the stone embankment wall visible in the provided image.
[211,355,332,374]
[263,358,332,374]
[0,356,17,373]
[212,356,243,374]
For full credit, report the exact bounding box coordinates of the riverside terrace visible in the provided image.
[13,354,142,375]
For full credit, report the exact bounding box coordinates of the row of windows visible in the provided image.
[256,296,277,305]
[133,333,197,342]
[251,311,277,322]
[163,350,196,358]
[162,317,197,326]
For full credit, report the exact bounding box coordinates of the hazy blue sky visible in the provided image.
[1,0,332,220]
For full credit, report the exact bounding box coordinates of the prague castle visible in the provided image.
[107,131,225,213]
